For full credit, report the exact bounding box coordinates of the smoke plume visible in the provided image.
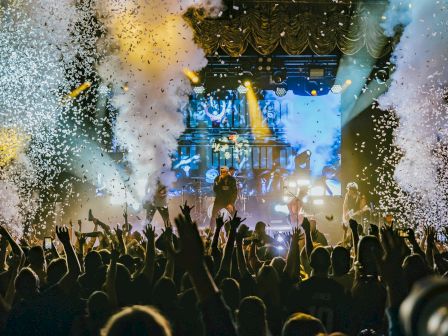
[97,0,222,202]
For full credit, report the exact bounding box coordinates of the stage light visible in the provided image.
[288,181,297,188]
[297,179,311,186]
[311,89,318,96]
[272,70,287,84]
[345,79,352,85]
[274,204,289,215]
[193,86,205,94]
[276,246,285,251]
[246,82,271,138]
[67,82,92,98]
[244,80,251,87]
[309,186,325,196]
[276,235,284,243]
[275,86,287,97]
[183,68,200,84]
[331,84,343,94]
[237,85,248,94]
[313,199,324,205]
[122,83,129,92]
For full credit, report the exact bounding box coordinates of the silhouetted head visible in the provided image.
[28,246,45,268]
[282,312,326,336]
[332,246,351,276]
[85,251,103,274]
[47,258,67,286]
[88,291,112,321]
[270,257,286,276]
[15,267,39,300]
[403,254,430,290]
[220,278,240,313]
[358,236,382,276]
[152,277,177,309]
[237,296,268,336]
[99,249,111,265]
[310,247,331,276]
[102,305,171,336]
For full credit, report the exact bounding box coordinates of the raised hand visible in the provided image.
[349,219,358,233]
[179,201,195,222]
[174,214,204,268]
[406,227,417,243]
[115,225,123,239]
[291,226,303,243]
[426,226,436,246]
[78,233,87,246]
[230,211,246,231]
[56,226,71,245]
[143,224,156,243]
[302,217,311,233]
[216,213,225,230]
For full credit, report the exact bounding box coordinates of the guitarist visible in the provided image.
[342,182,368,240]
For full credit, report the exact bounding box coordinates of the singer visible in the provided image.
[209,166,237,229]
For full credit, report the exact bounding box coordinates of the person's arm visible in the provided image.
[210,214,225,261]
[235,225,250,278]
[425,227,435,269]
[349,219,360,258]
[0,236,8,272]
[115,226,127,255]
[216,212,244,280]
[142,224,156,285]
[93,217,112,236]
[85,222,99,251]
[406,228,425,260]
[248,241,262,274]
[106,244,118,309]
[302,218,313,262]
[174,212,237,336]
[162,228,175,280]
[377,227,407,336]
[56,226,82,291]
[77,233,86,273]
[284,226,302,281]
[0,226,24,259]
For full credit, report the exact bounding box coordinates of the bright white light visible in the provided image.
[237,84,248,94]
[309,186,325,196]
[303,196,309,204]
[313,199,324,205]
[276,235,284,243]
[282,196,289,203]
[288,181,297,188]
[193,86,205,94]
[297,179,311,186]
[274,204,289,215]
[276,246,284,251]
[331,84,342,94]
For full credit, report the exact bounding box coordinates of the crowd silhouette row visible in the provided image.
[0,203,447,336]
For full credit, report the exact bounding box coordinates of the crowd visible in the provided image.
[0,202,447,336]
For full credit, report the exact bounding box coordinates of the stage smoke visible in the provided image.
[378,0,448,228]
[97,0,222,202]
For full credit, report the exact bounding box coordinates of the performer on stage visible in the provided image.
[287,187,308,226]
[210,166,237,228]
[342,182,368,239]
[144,181,171,227]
